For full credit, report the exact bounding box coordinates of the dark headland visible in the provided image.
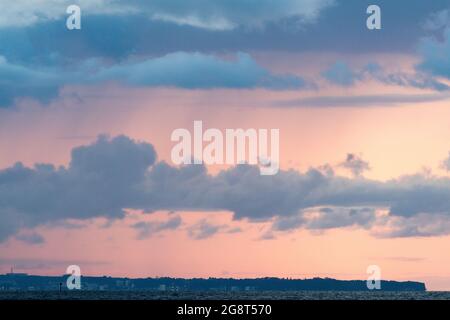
[0,273,426,291]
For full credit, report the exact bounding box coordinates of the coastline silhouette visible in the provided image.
[0,273,426,292]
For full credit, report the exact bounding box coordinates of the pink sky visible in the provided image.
[2,52,450,291]
[0,79,450,290]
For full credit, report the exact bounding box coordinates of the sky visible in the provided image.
[1,0,450,290]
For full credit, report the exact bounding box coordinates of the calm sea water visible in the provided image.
[1,291,450,300]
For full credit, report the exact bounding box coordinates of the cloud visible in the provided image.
[93,52,305,90]
[276,93,450,108]
[0,0,134,28]
[339,153,370,177]
[0,1,85,28]
[187,220,223,240]
[322,62,359,86]
[0,134,156,241]
[377,72,450,91]
[0,0,448,109]
[270,207,450,239]
[1,0,448,67]
[0,56,61,106]
[442,152,450,171]
[259,231,276,240]
[305,207,376,230]
[15,232,45,245]
[186,219,241,239]
[0,52,306,107]
[418,28,450,79]
[320,61,449,91]
[132,215,182,239]
[227,227,243,234]
[423,10,450,32]
[142,0,334,30]
[0,0,333,30]
[4,135,450,241]
[272,207,376,232]
[373,213,450,238]
[271,215,304,232]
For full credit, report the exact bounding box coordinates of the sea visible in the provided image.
[1,291,450,300]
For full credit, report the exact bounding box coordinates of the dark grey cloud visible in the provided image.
[306,207,375,230]
[3,135,450,241]
[373,213,450,238]
[0,134,156,241]
[272,207,376,232]
[132,215,182,239]
[270,207,450,238]
[187,220,223,240]
[271,215,304,232]
[339,153,370,177]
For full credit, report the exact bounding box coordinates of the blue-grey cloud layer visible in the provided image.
[2,0,448,62]
[277,93,450,108]
[1,1,449,106]
[418,28,450,79]
[321,61,449,91]
[0,0,333,29]
[2,135,450,241]
[93,52,304,89]
[0,52,305,107]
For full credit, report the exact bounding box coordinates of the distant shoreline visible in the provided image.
[0,273,426,292]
